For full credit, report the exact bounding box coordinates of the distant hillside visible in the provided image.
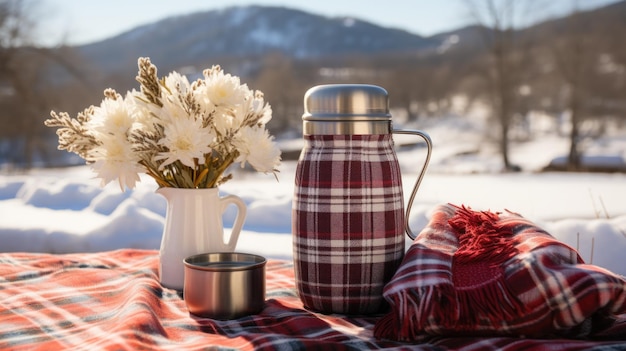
[77,5,440,74]
[428,0,626,55]
[70,2,626,80]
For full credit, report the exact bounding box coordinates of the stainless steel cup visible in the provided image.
[183,252,266,319]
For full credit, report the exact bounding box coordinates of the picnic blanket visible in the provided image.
[0,249,625,349]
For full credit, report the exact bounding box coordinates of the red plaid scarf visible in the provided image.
[375,204,626,341]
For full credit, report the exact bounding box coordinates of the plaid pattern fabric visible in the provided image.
[375,204,626,342]
[1,249,625,350]
[292,134,405,314]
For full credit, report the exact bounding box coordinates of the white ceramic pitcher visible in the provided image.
[157,187,247,290]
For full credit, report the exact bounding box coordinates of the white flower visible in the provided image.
[233,126,281,173]
[162,71,191,97]
[81,92,144,191]
[119,90,161,135]
[160,100,186,126]
[252,92,273,126]
[155,116,215,169]
[231,93,272,129]
[210,106,235,137]
[88,93,136,136]
[89,134,143,191]
[199,68,250,107]
[231,98,251,130]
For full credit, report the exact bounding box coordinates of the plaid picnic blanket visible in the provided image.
[1,249,625,350]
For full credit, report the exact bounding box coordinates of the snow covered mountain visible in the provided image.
[77,5,438,73]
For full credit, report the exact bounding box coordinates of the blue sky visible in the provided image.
[36,0,621,46]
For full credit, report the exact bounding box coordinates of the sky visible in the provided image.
[34,0,622,46]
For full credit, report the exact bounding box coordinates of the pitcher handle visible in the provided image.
[392,129,432,240]
[219,194,247,249]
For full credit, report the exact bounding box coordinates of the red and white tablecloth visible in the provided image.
[0,249,624,350]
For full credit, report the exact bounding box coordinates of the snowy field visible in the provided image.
[1,115,625,276]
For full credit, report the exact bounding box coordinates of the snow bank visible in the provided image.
[1,115,625,276]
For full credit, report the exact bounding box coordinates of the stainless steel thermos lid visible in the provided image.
[302,84,392,135]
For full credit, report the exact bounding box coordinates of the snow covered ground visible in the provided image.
[1,115,625,276]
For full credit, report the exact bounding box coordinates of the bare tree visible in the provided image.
[0,0,91,169]
[550,7,596,170]
[596,3,626,128]
[252,53,306,133]
[0,0,37,168]
[545,1,626,171]
[384,62,426,122]
[463,0,537,171]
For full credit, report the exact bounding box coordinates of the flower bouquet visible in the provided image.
[45,57,281,190]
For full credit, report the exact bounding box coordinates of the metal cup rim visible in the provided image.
[183,252,266,272]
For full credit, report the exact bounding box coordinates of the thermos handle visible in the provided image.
[392,129,432,240]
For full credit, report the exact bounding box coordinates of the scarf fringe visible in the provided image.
[454,266,528,329]
[448,204,518,265]
[450,205,527,328]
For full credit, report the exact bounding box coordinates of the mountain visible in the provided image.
[77,5,440,74]
[427,0,626,55]
[67,1,626,86]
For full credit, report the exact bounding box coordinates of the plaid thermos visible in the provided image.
[292,84,432,314]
